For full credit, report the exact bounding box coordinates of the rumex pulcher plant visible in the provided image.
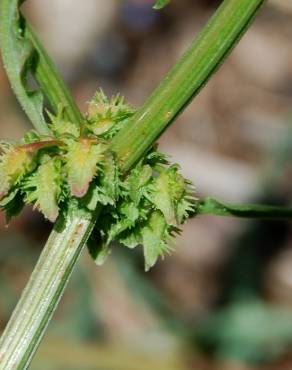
[0,0,289,369]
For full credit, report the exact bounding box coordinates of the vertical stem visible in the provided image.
[0,211,96,370]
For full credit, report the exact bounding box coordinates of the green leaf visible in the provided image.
[24,157,62,222]
[0,0,84,134]
[153,0,170,10]
[141,211,169,271]
[0,0,49,134]
[65,138,107,197]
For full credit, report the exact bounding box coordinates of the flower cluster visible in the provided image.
[0,90,196,269]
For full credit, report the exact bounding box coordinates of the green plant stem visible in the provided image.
[0,209,97,370]
[112,0,266,171]
[198,197,292,219]
[24,23,83,126]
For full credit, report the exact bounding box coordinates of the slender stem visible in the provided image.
[197,197,292,220]
[0,209,97,370]
[112,0,266,171]
[24,23,84,126]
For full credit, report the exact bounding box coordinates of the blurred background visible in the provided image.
[1,0,292,369]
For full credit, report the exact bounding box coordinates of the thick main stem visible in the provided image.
[0,211,96,370]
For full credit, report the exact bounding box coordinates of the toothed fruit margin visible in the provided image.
[0,90,196,269]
